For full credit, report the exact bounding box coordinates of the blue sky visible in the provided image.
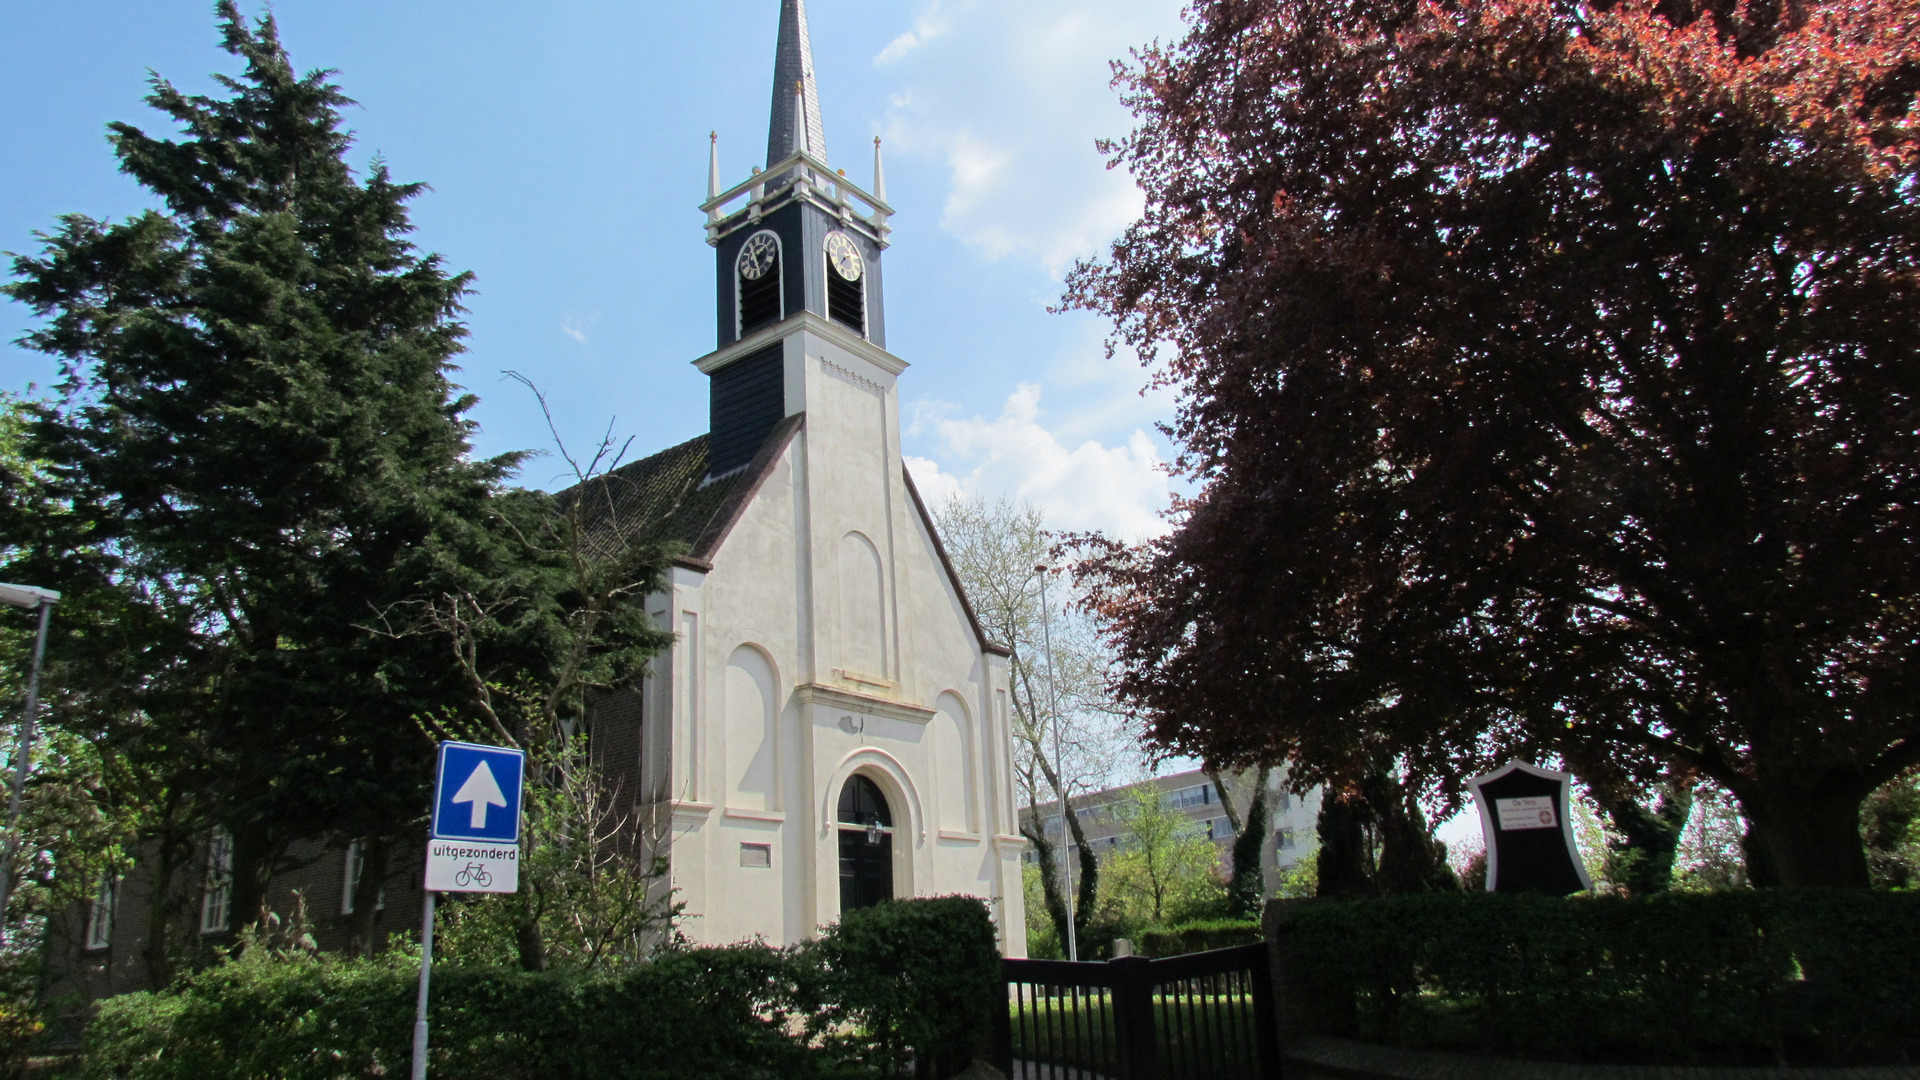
[0,0,1188,538]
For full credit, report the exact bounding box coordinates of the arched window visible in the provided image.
[736,229,783,336]
[837,774,893,911]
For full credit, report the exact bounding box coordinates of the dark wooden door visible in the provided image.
[838,828,894,911]
[837,774,894,911]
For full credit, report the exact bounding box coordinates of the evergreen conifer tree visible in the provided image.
[4,3,523,967]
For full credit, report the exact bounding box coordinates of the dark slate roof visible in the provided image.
[561,414,804,568]
[767,0,828,166]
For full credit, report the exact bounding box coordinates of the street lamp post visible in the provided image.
[0,583,60,933]
[1034,564,1078,962]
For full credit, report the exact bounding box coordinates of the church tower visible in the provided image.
[699,0,894,476]
[598,0,1023,953]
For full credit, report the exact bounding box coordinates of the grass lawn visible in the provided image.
[1008,987,1266,1079]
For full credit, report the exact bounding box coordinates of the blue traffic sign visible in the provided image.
[431,741,525,844]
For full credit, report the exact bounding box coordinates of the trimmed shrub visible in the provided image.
[811,896,1002,1079]
[1284,889,1920,1065]
[83,896,1005,1079]
[85,944,821,1080]
[1137,918,1261,958]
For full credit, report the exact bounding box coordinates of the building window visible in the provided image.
[1163,784,1216,810]
[1275,827,1297,851]
[201,829,233,934]
[341,840,385,916]
[86,877,115,950]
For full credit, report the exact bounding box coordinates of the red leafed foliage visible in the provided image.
[1067,0,1920,886]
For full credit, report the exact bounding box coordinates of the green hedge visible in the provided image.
[813,896,1001,1077]
[1284,890,1920,1066]
[1137,918,1261,958]
[85,896,1000,1080]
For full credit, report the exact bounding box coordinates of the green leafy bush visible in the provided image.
[1137,918,1261,957]
[84,897,1004,1080]
[809,896,1002,1079]
[1284,890,1920,1065]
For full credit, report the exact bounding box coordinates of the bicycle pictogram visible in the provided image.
[453,862,492,889]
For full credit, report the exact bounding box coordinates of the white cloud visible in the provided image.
[874,0,1187,276]
[560,311,598,344]
[875,7,951,65]
[906,383,1172,540]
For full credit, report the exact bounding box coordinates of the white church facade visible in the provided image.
[589,0,1029,954]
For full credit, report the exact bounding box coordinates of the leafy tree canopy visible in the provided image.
[2,2,668,971]
[1069,0,1920,887]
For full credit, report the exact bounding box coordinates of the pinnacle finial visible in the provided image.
[708,132,722,202]
[767,0,827,166]
[873,135,887,204]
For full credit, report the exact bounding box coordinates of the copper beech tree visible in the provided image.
[1068,0,1920,886]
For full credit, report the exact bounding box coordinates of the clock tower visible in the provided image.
[698,0,894,475]
[583,0,1023,953]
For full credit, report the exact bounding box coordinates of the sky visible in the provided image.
[0,0,1191,541]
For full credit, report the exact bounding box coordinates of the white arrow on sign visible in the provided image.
[450,760,508,829]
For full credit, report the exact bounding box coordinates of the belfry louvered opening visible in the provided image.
[827,270,864,336]
[736,237,783,336]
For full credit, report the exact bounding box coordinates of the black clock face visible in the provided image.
[824,232,863,282]
[738,232,779,280]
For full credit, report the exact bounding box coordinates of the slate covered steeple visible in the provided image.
[767,0,828,166]
[698,0,897,477]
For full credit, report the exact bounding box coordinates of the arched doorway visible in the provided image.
[837,774,894,912]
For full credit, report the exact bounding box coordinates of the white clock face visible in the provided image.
[824,232,863,282]
[738,232,779,280]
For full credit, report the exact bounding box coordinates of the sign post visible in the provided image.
[1467,759,1592,895]
[412,741,524,1080]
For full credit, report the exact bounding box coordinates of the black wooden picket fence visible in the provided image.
[990,943,1283,1080]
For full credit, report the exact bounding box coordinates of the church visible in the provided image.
[584,0,1029,953]
[45,3,1028,1006]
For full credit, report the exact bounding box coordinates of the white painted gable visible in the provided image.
[634,313,1026,953]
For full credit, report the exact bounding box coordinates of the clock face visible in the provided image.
[738,232,779,280]
[824,232,863,282]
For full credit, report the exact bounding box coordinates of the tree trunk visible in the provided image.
[1316,770,1456,898]
[344,834,393,958]
[1021,820,1072,953]
[1742,782,1872,888]
[1316,787,1377,899]
[225,822,275,950]
[1063,811,1099,944]
[515,914,548,971]
[1229,777,1270,917]
[140,833,186,990]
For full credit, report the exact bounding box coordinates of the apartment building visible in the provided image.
[1021,767,1322,893]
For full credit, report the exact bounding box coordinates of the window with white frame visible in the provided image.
[200,829,233,934]
[86,876,115,950]
[341,840,385,916]
[1275,827,1298,851]
[1162,783,1216,810]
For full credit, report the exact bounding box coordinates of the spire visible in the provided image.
[766,0,827,166]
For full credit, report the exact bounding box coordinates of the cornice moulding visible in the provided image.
[798,682,935,724]
[693,311,908,377]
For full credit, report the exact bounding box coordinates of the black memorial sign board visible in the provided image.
[1468,760,1592,895]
